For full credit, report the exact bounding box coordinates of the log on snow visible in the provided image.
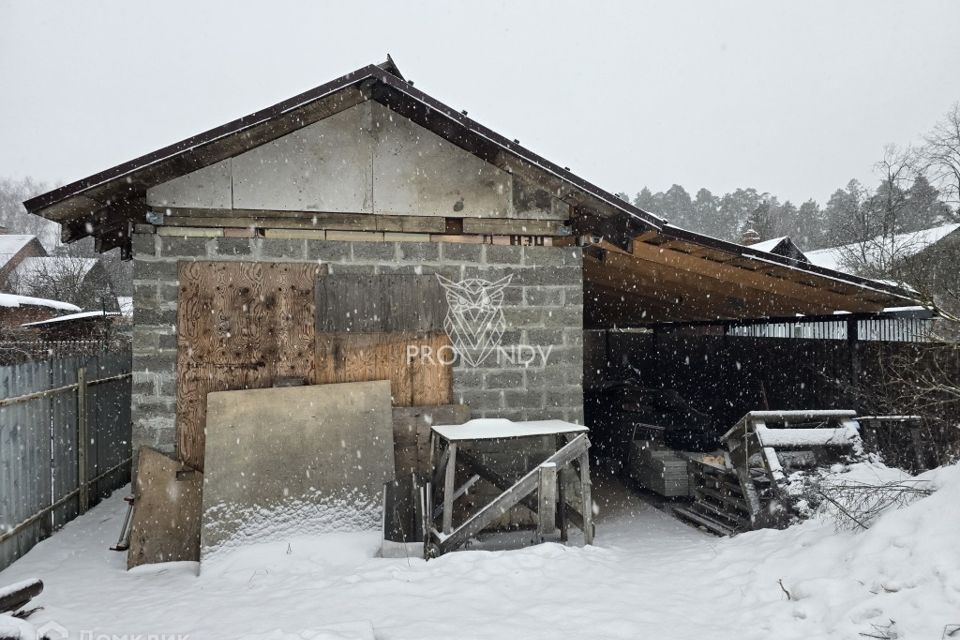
[0,579,43,614]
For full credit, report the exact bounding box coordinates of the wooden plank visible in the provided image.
[316,274,446,333]
[175,261,325,470]
[626,240,886,314]
[77,366,88,514]
[537,462,557,537]
[442,443,457,534]
[462,218,570,236]
[159,208,447,233]
[127,447,202,568]
[579,451,594,544]
[262,262,320,380]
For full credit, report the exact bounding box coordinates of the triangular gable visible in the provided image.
[25,59,661,248]
[147,101,569,220]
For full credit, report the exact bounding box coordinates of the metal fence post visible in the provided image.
[77,366,89,513]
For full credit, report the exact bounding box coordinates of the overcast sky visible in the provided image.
[1,0,958,206]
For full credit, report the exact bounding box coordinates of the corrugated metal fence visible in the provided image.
[726,317,933,342]
[0,350,131,571]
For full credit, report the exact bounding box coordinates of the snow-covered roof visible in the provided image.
[749,236,790,252]
[432,418,588,441]
[20,310,120,327]
[0,235,40,267]
[0,292,81,312]
[13,256,98,284]
[806,223,960,271]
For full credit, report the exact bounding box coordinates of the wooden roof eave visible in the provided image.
[583,228,927,325]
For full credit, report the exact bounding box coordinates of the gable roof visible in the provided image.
[0,234,45,270]
[24,58,664,241]
[748,236,809,262]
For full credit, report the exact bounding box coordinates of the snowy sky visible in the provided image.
[1,0,959,205]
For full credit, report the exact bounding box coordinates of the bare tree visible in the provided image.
[11,257,117,311]
[924,102,960,211]
[834,146,925,279]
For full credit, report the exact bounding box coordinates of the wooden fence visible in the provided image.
[0,350,131,571]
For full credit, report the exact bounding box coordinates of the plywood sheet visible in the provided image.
[176,261,323,472]
[315,332,452,406]
[127,447,202,569]
[200,381,394,562]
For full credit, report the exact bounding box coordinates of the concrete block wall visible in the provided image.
[131,231,584,462]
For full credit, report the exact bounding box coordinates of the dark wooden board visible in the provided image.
[316,274,447,333]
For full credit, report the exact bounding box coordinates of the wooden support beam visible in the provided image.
[442,443,458,534]
[537,462,558,538]
[579,452,594,545]
[631,236,887,310]
[620,240,885,315]
[593,245,839,317]
[158,208,447,234]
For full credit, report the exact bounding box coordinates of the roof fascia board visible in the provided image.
[657,224,921,304]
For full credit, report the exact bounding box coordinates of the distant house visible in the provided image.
[735,223,960,341]
[11,256,119,312]
[747,236,809,263]
[804,223,960,275]
[0,233,46,287]
[0,292,81,329]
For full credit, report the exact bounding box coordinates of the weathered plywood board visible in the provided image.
[127,447,202,569]
[200,381,394,562]
[176,364,271,472]
[176,261,324,471]
[315,332,452,407]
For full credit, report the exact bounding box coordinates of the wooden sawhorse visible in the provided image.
[425,419,594,557]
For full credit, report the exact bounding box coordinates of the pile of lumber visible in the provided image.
[628,440,690,497]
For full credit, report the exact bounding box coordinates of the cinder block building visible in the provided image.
[25,58,920,475]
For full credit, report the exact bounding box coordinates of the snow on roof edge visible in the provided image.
[0,292,81,312]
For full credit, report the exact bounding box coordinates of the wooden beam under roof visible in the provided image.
[624,237,888,314]
[586,248,837,318]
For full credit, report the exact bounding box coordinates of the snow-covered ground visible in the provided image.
[2,464,959,640]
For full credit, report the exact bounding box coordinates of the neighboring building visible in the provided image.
[23,58,924,470]
[18,309,122,340]
[11,256,120,311]
[804,223,960,274]
[737,224,960,342]
[747,236,809,263]
[0,292,81,329]
[0,233,46,288]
